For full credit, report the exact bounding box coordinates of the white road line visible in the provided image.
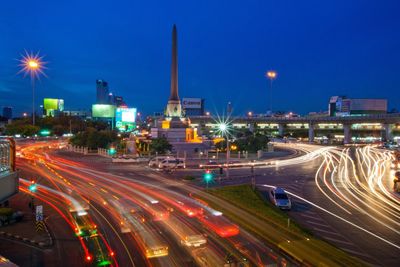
[262,184,400,250]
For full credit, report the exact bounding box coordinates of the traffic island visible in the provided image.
[200,185,366,267]
[0,195,53,248]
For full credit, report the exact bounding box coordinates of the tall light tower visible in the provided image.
[218,121,231,178]
[265,70,277,113]
[18,51,47,126]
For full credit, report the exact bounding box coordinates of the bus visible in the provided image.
[164,216,206,248]
[199,215,239,238]
[70,210,96,238]
[84,233,115,266]
[111,199,146,233]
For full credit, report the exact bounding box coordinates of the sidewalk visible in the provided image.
[0,193,52,248]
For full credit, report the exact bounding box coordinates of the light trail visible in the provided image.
[312,145,400,241]
[262,184,400,250]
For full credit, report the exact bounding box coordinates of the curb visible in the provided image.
[0,221,53,248]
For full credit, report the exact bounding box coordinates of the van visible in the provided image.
[159,158,185,169]
[148,156,170,168]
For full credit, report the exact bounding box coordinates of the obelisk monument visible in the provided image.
[166,24,183,118]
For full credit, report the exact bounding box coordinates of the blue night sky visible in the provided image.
[1,0,400,116]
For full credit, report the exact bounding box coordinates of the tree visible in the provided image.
[150,137,172,154]
[70,128,118,149]
[5,121,39,136]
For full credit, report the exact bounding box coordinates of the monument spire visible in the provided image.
[170,24,179,101]
[165,24,182,118]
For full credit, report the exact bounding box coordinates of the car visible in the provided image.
[148,156,170,168]
[159,158,185,169]
[181,234,207,248]
[269,187,291,210]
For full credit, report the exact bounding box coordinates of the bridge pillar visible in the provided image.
[278,124,285,136]
[343,124,352,144]
[308,123,315,143]
[382,123,393,141]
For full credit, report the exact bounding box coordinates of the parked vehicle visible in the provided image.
[269,187,292,210]
[148,156,170,168]
[159,158,185,169]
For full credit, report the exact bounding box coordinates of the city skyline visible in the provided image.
[1,0,400,116]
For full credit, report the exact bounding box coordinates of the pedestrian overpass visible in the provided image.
[0,138,18,203]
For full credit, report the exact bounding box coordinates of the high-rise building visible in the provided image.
[2,107,12,119]
[329,96,387,116]
[113,96,125,107]
[96,80,109,104]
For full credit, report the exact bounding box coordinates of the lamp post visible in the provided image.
[218,122,230,178]
[18,51,47,126]
[265,70,277,113]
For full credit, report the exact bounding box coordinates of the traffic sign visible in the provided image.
[35,221,45,232]
[35,205,43,222]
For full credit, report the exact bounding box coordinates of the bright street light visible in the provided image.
[265,70,277,113]
[219,123,227,132]
[216,120,232,178]
[28,60,39,69]
[18,51,47,126]
[266,70,277,80]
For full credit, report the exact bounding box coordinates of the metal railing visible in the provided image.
[0,139,12,173]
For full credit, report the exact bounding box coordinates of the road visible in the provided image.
[179,143,400,267]
[9,141,399,266]
[11,140,293,267]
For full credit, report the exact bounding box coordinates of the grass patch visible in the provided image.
[182,175,196,181]
[200,185,366,267]
[208,185,310,235]
[0,208,13,217]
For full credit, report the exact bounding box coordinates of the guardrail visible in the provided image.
[0,138,18,203]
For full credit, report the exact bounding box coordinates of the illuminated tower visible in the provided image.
[165,24,183,118]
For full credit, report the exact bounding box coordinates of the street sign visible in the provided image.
[36,205,43,222]
[35,221,44,232]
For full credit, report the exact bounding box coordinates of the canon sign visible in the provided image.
[182,98,202,109]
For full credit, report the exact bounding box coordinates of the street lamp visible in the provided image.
[218,122,230,178]
[18,51,47,126]
[265,70,277,113]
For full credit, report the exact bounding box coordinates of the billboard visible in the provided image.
[182,98,202,109]
[92,104,116,118]
[115,107,137,132]
[44,98,64,111]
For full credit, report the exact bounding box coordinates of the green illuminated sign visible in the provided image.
[39,129,51,136]
[92,104,116,118]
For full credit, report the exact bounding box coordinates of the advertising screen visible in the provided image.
[115,108,136,132]
[44,98,59,110]
[92,104,116,118]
